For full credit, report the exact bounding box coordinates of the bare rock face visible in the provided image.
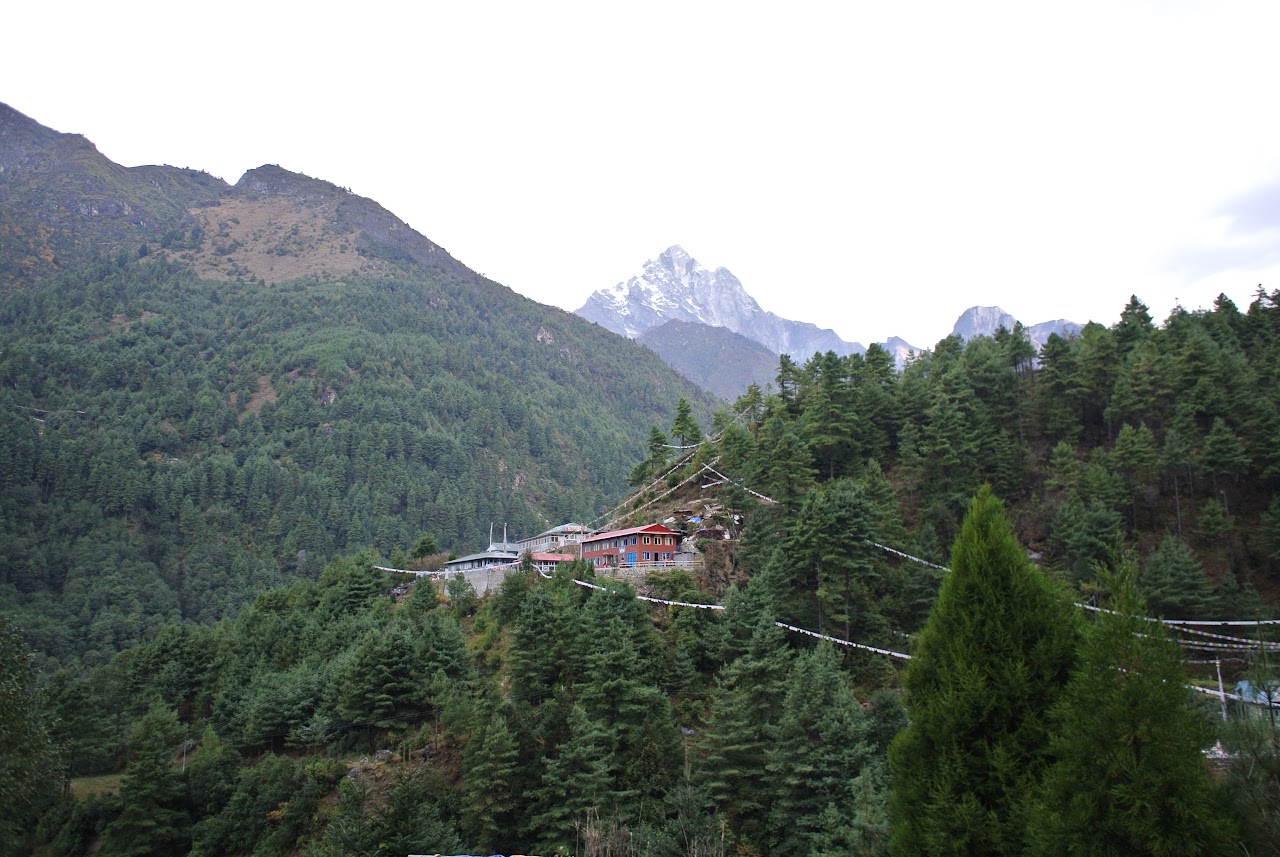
[951,305,1083,350]
[0,102,473,289]
[0,102,226,286]
[229,165,468,281]
[951,306,1021,342]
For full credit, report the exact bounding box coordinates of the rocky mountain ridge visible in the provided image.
[951,305,1083,350]
[577,245,867,362]
[577,248,1087,387]
[0,102,473,289]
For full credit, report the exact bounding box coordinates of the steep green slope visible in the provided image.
[0,101,718,666]
[0,255,714,667]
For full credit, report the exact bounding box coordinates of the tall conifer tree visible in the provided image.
[888,486,1080,856]
[1029,562,1235,855]
[99,701,189,857]
[460,706,522,854]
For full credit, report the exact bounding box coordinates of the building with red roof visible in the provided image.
[581,523,681,569]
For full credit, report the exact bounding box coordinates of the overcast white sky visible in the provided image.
[4,1,1279,349]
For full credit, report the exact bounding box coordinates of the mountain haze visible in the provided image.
[637,319,780,400]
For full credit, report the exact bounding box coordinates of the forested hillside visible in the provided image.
[0,253,715,667]
[7,288,1280,857]
[7,101,1280,857]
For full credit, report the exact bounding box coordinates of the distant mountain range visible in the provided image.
[577,246,1083,399]
[578,245,868,361]
[950,306,1082,350]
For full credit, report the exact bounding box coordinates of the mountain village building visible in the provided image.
[444,524,521,572]
[581,523,681,568]
[445,523,586,574]
[527,552,576,573]
[517,523,590,553]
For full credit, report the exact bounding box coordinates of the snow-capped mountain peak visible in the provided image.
[577,245,861,361]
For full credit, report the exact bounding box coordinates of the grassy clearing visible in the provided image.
[69,773,124,798]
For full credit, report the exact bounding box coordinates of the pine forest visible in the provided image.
[4,243,1280,856]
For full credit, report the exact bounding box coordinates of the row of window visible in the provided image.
[584,534,676,553]
[592,552,674,566]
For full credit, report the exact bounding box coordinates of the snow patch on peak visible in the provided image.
[576,246,863,362]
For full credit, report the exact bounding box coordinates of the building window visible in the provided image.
[642,551,650,561]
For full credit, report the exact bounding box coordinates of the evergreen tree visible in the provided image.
[696,618,792,845]
[184,726,238,827]
[529,704,614,851]
[753,414,817,517]
[920,376,981,509]
[894,420,926,507]
[1029,562,1235,855]
[629,425,671,487]
[444,572,479,617]
[460,706,522,854]
[328,767,463,857]
[1114,294,1155,355]
[1140,535,1214,619]
[888,487,1080,856]
[1074,322,1120,440]
[854,343,900,464]
[1195,497,1232,546]
[800,350,854,478]
[411,532,439,561]
[0,622,62,854]
[1051,494,1123,582]
[672,398,703,448]
[1112,422,1159,528]
[1033,332,1084,441]
[508,584,581,699]
[99,700,189,857]
[787,478,880,638]
[1200,416,1250,495]
[577,616,679,802]
[645,423,672,470]
[1045,440,1082,495]
[1223,655,1280,854]
[775,354,802,411]
[336,622,421,730]
[733,382,766,429]
[1105,339,1168,428]
[764,643,876,854]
